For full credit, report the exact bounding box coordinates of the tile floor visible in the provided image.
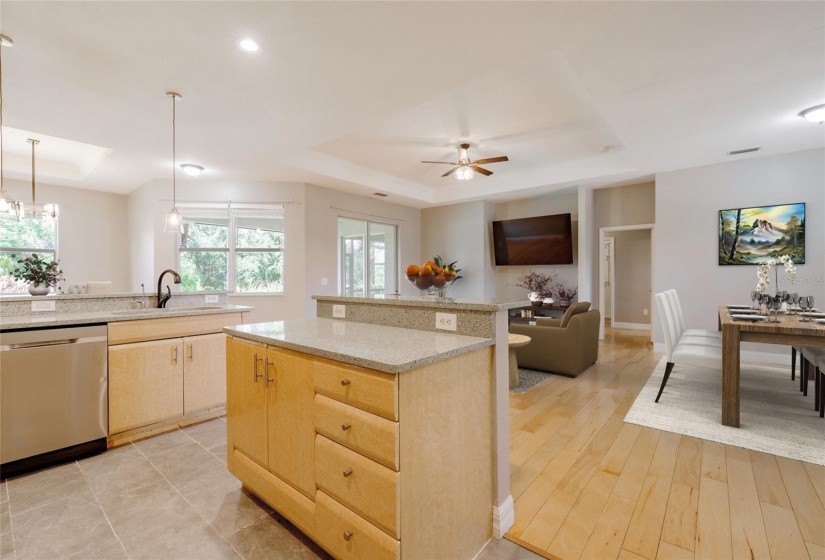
[0,418,538,560]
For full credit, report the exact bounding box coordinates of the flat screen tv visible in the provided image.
[492,213,573,265]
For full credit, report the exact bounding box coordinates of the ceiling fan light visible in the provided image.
[801,104,825,124]
[455,165,475,181]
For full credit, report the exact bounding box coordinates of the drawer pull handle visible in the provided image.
[341,378,351,386]
[343,468,353,478]
[343,531,353,542]
[265,357,274,387]
[253,353,264,383]
[341,423,352,431]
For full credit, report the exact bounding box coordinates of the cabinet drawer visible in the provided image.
[315,491,399,560]
[315,435,399,539]
[314,358,398,421]
[314,394,399,471]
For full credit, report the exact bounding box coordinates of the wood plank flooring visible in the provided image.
[506,328,824,560]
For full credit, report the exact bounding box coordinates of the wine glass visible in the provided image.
[760,294,771,316]
[799,296,810,322]
[770,296,783,322]
[808,296,815,321]
[751,290,759,310]
[789,293,799,315]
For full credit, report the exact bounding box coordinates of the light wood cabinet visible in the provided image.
[227,335,495,560]
[184,333,227,414]
[107,312,245,442]
[109,339,184,433]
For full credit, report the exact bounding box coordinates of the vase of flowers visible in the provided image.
[11,254,64,296]
[552,282,578,308]
[515,272,556,306]
[756,254,797,296]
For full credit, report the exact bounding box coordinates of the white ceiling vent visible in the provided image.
[728,147,761,156]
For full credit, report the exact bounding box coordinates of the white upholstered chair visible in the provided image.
[654,292,722,403]
[665,290,722,341]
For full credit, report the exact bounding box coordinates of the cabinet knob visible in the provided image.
[343,531,353,542]
[343,468,353,478]
[340,379,351,386]
[341,423,351,431]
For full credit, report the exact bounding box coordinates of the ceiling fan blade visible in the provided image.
[471,165,493,176]
[472,156,509,165]
[421,160,458,165]
[441,167,458,177]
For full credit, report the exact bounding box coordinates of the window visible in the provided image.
[0,218,58,294]
[178,206,284,293]
[337,218,397,297]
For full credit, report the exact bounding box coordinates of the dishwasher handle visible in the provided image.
[2,335,108,351]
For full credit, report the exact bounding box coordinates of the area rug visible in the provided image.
[512,368,554,394]
[625,357,825,465]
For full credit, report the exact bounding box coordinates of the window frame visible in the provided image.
[337,217,398,297]
[0,217,59,294]
[176,208,284,295]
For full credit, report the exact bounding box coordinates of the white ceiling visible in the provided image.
[1,1,823,208]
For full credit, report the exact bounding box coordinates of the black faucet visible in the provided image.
[157,269,182,308]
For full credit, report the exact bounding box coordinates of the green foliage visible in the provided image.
[9,253,64,286]
[0,218,57,293]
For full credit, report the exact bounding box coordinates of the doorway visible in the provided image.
[337,218,398,297]
[598,224,654,341]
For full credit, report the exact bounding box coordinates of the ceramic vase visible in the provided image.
[28,283,50,296]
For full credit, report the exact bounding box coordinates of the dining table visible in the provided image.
[719,305,825,427]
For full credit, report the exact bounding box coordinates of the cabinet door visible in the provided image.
[109,339,184,433]
[183,333,227,414]
[226,337,268,468]
[267,347,316,499]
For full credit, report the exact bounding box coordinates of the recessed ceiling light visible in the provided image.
[180,163,204,177]
[238,38,260,53]
[800,104,825,124]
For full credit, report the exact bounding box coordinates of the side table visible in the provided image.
[508,333,532,389]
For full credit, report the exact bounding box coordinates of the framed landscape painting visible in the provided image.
[719,202,805,265]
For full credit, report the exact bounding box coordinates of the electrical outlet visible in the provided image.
[643,308,648,316]
[435,312,457,331]
[321,278,328,286]
[332,304,346,318]
[31,300,56,312]
[204,295,219,304]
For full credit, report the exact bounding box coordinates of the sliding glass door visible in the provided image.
[338,218,397,297]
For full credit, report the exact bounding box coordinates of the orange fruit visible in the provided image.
[419,264,435,277]
[415,276,434,289]
[433,274,447,288]
[405,264,420,276]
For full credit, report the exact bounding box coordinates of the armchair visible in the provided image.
[509,302,600,377]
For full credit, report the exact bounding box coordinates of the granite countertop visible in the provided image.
[0,304,252,331]
[225,318,494,374]
[0,290,229,302]
[312,294,529,312]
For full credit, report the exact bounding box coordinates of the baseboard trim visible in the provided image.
[611,321,651,331]
[652,343,791,366]
[492,495,514,538]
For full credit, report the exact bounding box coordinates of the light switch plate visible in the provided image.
[321,278,328,286]
[332,304,346,318]
[31,300,56,312]
[204,295,219,304]
[435,312,457,331]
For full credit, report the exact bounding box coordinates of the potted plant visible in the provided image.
[515,271,556,306]
[552,282,578,308]
[11,254,64,296]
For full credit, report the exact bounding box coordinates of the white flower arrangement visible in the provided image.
[756,255,797,293]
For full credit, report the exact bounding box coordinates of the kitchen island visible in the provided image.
[224,317,499,560]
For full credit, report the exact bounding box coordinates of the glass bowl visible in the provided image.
[406,275,457,298]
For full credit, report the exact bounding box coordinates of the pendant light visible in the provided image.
[23,138,59,221]
[0,34,22,220]
[164,91,183,233]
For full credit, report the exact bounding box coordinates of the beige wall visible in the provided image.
[591,182,655,313]
[4,178,131,292]
[611,229,652,325]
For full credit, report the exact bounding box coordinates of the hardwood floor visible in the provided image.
[506,328,825,560]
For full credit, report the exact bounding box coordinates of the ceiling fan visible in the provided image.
[421,143,509,180]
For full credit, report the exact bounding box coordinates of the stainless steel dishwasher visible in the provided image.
[1,324,108,477]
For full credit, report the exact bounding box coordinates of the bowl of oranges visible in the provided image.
[405,256,461,298]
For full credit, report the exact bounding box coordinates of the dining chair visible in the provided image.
[801,347,825,416]
[665,290,723,341]
[662,290,721,348]
[654,292,722,403]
